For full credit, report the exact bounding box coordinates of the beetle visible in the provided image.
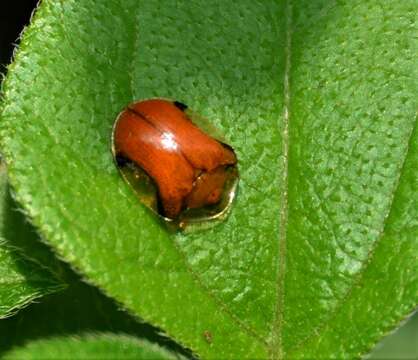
[112,99,237,220]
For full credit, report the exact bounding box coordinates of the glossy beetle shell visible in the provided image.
[112,99,238,226]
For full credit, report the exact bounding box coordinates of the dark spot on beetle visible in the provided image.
[115,154,129,167]
[156,191,165,217]
[173,100,188,111]
[203,330,213,344]
[221,142,235,153]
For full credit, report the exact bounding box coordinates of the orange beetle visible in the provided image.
[113,99,237,219]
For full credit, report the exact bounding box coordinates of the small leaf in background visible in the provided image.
[0,241,64,318]
[2,333,178,360]
[0,273,190,358]
[369,311,418,359]
[0,161,68,276]
[0,163,65,318]
[0,0,416,358]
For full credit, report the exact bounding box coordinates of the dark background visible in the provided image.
[0,1,416,358]
[0,0,39,72]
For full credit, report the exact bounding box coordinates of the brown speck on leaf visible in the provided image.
[203,330,213,344]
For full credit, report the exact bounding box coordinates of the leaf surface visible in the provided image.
[0,0,417,358]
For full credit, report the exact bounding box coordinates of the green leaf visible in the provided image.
[0,0,416,358]
[2,333,178,360]
[0,273,188,358]
[0,163,64,318]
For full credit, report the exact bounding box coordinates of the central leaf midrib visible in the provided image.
[270,0,292,359]
[127,5,268,350]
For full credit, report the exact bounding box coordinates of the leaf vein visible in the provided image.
[270,1,292,359]
[287,114,418,355]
